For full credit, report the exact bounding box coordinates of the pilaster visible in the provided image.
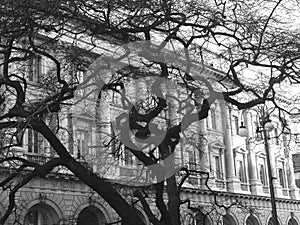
[286,147,300,199]
[221,101,241,192]
[248,150,264,195]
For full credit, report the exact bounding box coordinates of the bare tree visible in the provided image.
[1,0,300,224]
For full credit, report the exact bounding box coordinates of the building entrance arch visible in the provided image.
[24,203,60,225]
[194,212,211,225]
[267,217,281,225]
[246,215,260,225]
[288,217,299,225]
[223,214,237,225]
[77,205,107,225]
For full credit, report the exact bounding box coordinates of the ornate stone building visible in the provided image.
[1,38,300,225]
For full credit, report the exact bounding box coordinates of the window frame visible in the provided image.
[76,69,86,96]
[210,108,217,130]
[27,129,44,154]
[28,55,43,83]
[259,164,267,186]
[235,149,248,184]
[237,160,247,183]
[117,144,135,167]
[214,155,223,180]
[76,129,89,158]
[209,145,224,181]
[232,115,239,135]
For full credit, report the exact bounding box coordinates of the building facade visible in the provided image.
[2,38,300,225]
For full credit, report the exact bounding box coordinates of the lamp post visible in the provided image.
[239,113,279,225]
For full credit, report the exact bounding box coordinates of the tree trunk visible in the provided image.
[66,160,145,225]
[33,121,145,225]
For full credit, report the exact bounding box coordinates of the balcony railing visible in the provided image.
[216,180,226,189]
[22,153,93,173]
[241,183,249,191]
[188,176,200,185]
[119,166,135,177]
[23,153,49,165]
[282,188,289,196]
[263,186,270,194]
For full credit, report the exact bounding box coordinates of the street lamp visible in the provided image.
[239,115,279,225]
[238,121,248,137]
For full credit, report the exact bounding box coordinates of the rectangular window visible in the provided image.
[14,127,24,146]
[124,147,134,166]
[77,139,86,158]
[210,108,216,129]
[67,113,74,155]
[118,145,134,166]
[76,130,89,158]
[188,151,198,185]
[274,128,279,145]
[237,160,247,183]
[214,156,222,180]
[232,115,239,135]
[259,164,267,186]
[76,69,85,96]
[28,129,33,153]
[278,168,286,188]
[295,134,300,144]
[112,91,122,105]
[188,151,197,171]
[27,129,43,154]
[254,119,263,140]
[28,56,42,82]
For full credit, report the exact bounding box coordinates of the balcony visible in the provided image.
[22,153,92,173]
[241,183,250,191]
[263,186,270,194]
[185,163,202,187]
[282,188,289,196]
[23,153,49,165]
[119,166,135,177]
[187,176,200,186]
[216,179,226,189]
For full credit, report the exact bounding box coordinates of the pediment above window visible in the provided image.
[234,147,247,154]
[209,141,224,149]
[77,112,94,121]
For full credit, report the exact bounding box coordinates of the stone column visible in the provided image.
[198,119,209,173]
[166,79,178,177]
[287,153,300,199]
[193,90,210,188]
[220,101,241,192]
[198,113,212,189]
[95,91,111,174]
[245,111,263,195]
[248,150,264,194]
[284,135,300,199]
[269,149,282,197]
[67,112,74,156]
[193,90,209,172]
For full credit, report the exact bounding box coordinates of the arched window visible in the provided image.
[136,210,149,225]
[267,217,280,225]
[246,215,260,225]
[288,217,299,225]
[223,214,237,225]
[77,206,107,225]
[25,210,49,225]
[195,212,211,225]
[24,203,59,225]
